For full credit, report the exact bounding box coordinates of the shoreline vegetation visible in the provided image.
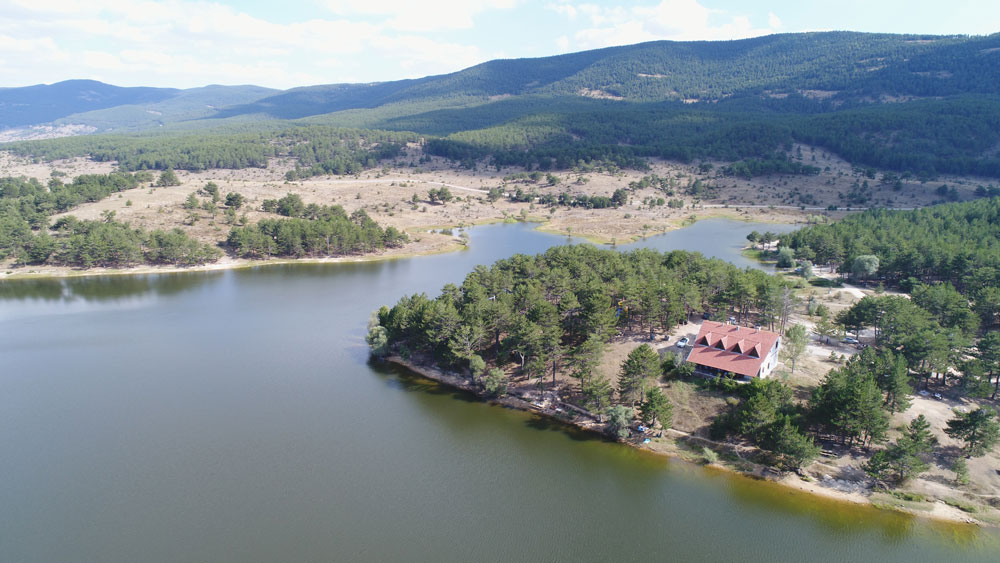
[0,239,466,280]
[387,355,989,528]
[369,242,1000,529]
[0,208,791,280]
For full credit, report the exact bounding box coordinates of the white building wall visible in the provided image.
[758,338,781,379]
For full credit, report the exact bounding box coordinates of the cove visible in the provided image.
[1,220,996,562]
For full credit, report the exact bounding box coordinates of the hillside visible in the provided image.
[215,32,1000,120]
[51,85,279,132]
[4,31,1000,179]
[0,80,178,129]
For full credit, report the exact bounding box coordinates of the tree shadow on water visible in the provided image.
[522,412,610,443]
[366,357,478,403]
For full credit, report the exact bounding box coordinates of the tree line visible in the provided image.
[367,245,818,463]
[369,243,999,477]
[6,126,420,174]
[1,172,409,268]
[228,199,406,258]
[783,197,1000,328]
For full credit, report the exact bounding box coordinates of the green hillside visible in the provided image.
[0,80,178,129]
[212,31,1000,121]
[5,31,1000,178]
[51,85,278,131]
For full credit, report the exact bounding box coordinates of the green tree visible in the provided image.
[945,407,1000,458]
[468,354,486,381]
[880,353,913,414]
[225,192,245,209]
[776,247,796,268]
[619,344,660,405]
[746,230,760,249]
[203,181,220,202]
[810,361,890,449]
[276,193,305,217]
[482,368,508,397]
[851,254,879,284]
[583,376,614,417]
[606,405,634,439]
[760,231,776,248]
[156,168,181,187]
[977,331,1000,399]
[640,386,673,429]
[366,312,389,358]
[183,192,199,210]
[813,310,838,345]
[863,415,935,487]
[736,379,794,441]
[952,457,970,486]
[782,323,808,373]
[766,415,820,470]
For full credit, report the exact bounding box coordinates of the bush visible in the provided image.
[605,405,633,439]
[482,368,508,397]
[776,247,796,268]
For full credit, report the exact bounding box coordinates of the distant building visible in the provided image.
[684,320,781,380]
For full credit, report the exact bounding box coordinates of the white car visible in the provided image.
[676,337,690,348]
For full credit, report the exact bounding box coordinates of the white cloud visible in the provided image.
[553,0,778,51]
[323,0,520,31]
[0,0,499,88]
[547,2,578,19]
[768,12,782,30]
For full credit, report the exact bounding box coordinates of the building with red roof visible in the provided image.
[684,320,781,380]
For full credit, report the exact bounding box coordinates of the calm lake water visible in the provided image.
[1,219,997,562]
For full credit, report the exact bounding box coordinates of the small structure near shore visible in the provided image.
[685,320,781,380]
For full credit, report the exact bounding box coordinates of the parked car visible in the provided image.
[676,337,690,348]
[841,336,859,345]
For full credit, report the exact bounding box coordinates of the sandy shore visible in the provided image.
[385,355,991,528]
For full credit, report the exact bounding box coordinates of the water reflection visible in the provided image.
[0,271,220,303]
[3,220,998,563]
[381,357,997,555]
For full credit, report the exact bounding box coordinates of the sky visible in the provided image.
[1,0,997,90]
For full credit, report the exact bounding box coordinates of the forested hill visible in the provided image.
[6,32,1000,179]
[0,82,277,133]
[215,32,1000,120]
[8,32,1000,128]
[0,80,178,129]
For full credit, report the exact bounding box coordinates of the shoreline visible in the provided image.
[0,239,467,281]
[0,209,799,281]
[385,355,991,529]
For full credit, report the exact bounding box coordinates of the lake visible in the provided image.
[1,219,996,562]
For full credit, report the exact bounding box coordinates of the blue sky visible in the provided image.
[1,1,997,89]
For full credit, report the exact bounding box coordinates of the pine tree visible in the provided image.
[880,354,913,414]
[766,415,820,470]
[640,386,673,429]
[606,405,634,439]
[156,168,181,187]
[945,407,1000,458]
[782,323,808,373]
[619,344,660,406]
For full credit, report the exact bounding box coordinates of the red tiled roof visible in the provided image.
[685,321,780,378]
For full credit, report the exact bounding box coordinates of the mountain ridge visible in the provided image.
[5,31,1000,179]
[5,31,999,133]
